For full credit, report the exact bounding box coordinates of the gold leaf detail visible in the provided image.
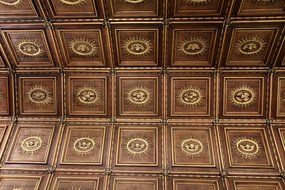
[17,38,45,58]
[58,0,86,6]
[20,135,43,155]
[177,86,204,107]
[122,36,152,57]
[230,86,256,108]
[125,136,150,157]
[236,36,267,56]
[69,37,98,57]
[126,86,151,106]
[178,36,208,56]
[26,84,52,107]
[76,86,100,107]
[234,137,260,159]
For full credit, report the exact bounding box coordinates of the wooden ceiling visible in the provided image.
[0,0,285,189]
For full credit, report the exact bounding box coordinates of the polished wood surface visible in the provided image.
[0,0,285,189]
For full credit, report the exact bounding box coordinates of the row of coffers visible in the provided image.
[1,122,285,175]
[0,72,285,118]
[0,0,284,19]
[1,174,285,190]
[0,23,284,68]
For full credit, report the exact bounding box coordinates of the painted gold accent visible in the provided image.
[26,84,52,107]
[177,86,203,107]
[0,0,22,6]
[126,86,151,106]
[17,39,45,58]
[21,136,43,155]
[185,0,211,5]
[234,137,260,159]
[58,0,86,6]
[178,36,208,56]
[76,86,100,107]
[69,37,98,57]
[178,138,204,158]
[73,137,96,156]
[125,136,150,157]
[125,0,144,3]
[122,36,152,57]
[236,36,267,56]
[230,86,256,108]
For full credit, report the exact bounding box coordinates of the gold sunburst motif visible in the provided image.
[72,137,96,156]
[122,36,152,57]
[69,37,98,57]
[0,0,22,6]
[26,84,52,107]
[178,137,204,158]
[177,86,204,107]
[57,0,86,6]
[125,136,150,157]
[178,36,208,56]
[17,38,45,58]
[230,86,256,108]
[76,86,100,107]
[185,0,211,5]
[234,137,260,159]
[20,135,43,155]
[125,0,145,4]
[236,36,267,56]
[126,86,151,106]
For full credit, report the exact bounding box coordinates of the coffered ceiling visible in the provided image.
[0,0,285,190]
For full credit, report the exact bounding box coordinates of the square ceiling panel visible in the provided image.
[0,0,38,18]
[169,0,227,17]
[112,24,162,67]
[169,178,224,190]
[55,25,109,67]
[2,29,58,68]
[272,75,285,118]
[220,73,267,118]
[168,72,214,119]
[117,72,162,118]
[228,178,285,190]
[168,24,221,67]
[271,125,285,171]
[110,176,162,190]
[224,27,280,67]
[66,72,111,117]
[0,176,44,189]
[168,125,220,174]
[220,125,279,175]
[45,0,100,18]
[106,0,163,18]
[234,0,285,16]
[18,75,61,117]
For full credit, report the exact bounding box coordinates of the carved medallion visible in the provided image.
[122,36,152,57]
[69,37,98,57]
[73,137,96,156]
[177,86,203,107]
[185,0,211,5]
[20,135,43,155]
[230,86,256,108]
[26,84,52,107]
[236,36,266,56]
[0,0,22,7]
[125,137,150,157]
[178,138,204,158]
[124,0,144,4]
[126,86,151,106]
[57,0,86,6]
[17,38,45,58]
[76,86,100,107]
[178,36,208,56]
[234,137,260,159]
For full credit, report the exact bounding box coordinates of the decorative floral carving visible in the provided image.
[20,135,43,155]
[177,86,203,107]
[234,137,260,159]
[0,0,22,7]
[73,137,96,156]
[126,86,151,106]
[17,38,45,58]
[125,136,150,157]
[230,86,256,108]
[57,0,86,6]
[122,36,152,57]
[178,36,208,56]
[76,86,100,107]
[69,37,98,57]
[26,84,52,107]
[178,137,204,158]
[236,36,266,56]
